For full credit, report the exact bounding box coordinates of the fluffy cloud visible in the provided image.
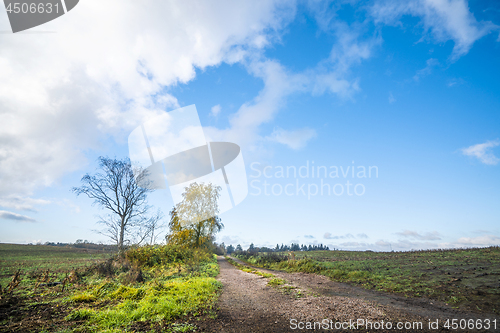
[220,235,241,245]
[267,127,317,150]
[324,232,355,240]
[0,195,50,211]
[210,104,222,117]
[0,0,296,208]
[461,139,500,165]
[0,210,36,223]
[370,0,498,60]
[396,230,442,240]
[330,239,441,251]
[454,235,500,247]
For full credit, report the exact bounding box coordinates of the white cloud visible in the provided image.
[326,233,500,251]
[375,240,391,247]
[0,0,296,206]
[310,21,381,99]
[0,210,36,223]
[324,232,355,240]
[220,235,240,245]
[204,20,377,151]
[370,0,498,60]
[304,235,315,239]
[332,239,442,251]
[267,127,317,150]
[388,91,396,103]
[0,195,50,211]
[204,59,306,150]
[396,230,442,240]
[461,139,500,165]
[447,77,465,87]
[413,58,439,81]
[210,104,222,117]
[455,235,500,247]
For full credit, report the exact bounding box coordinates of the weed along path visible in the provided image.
[197,256,498,333]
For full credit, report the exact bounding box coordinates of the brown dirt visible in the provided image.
[195,257,500,333]
[0,295,74,333]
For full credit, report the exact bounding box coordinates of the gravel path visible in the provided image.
[195,257,498,332]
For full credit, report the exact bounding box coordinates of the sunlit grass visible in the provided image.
[65,253,222,331]
[267,278,286,286]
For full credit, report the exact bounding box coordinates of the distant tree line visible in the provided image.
[31,240,117,252]
[221,242,329,254]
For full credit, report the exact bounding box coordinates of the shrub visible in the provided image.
[125,245,210,267]
[255,253,287,266]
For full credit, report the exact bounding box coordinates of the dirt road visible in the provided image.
[196,256,498,332]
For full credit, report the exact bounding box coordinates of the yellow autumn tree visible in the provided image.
[166,182,223,248]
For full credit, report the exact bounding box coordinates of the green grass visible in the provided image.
[267,278,286,286]
[225,256,306,298]
[67,276,221,330]
[65,253,222,332]
[0,243,111,287]
[225,256,275,279]
[255,271,274,278]
[237,247,500,314]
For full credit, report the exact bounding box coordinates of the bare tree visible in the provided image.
[146,209,166,245]
[131,209,165,246]
[72,156,162,255]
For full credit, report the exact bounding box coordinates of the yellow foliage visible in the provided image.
[166,183,223,248]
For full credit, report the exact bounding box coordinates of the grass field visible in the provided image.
[0,243,112,287]
[237,247,500,314]
[0,244,222,333]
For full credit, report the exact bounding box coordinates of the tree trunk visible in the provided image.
[118,217,125,257]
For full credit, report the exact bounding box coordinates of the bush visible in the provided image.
[125,245,210,267]
[234,252,287,267]
[254,253,287,266]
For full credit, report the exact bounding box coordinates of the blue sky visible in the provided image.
[1,0,499,251]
